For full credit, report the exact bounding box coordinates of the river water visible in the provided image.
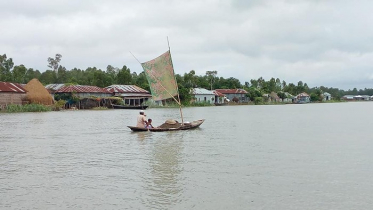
[1,102,373,209]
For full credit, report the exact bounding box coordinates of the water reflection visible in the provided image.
[142,133,184,209]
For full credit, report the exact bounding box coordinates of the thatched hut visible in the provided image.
[24,79,54,105]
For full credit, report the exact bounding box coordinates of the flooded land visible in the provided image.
[1,102,372,209]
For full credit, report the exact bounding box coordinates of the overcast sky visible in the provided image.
[1,0,372,90]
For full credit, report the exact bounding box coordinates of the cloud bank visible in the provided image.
[1,0,372,89]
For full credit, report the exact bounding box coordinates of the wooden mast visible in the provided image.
[167,37,184,125]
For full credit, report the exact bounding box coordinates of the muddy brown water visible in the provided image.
[1,102,373,209]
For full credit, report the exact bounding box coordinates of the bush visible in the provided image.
[6,104,52,113]
[254,97,264,105]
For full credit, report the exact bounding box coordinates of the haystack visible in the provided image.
[24,78,54,105]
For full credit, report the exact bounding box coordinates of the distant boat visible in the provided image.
[112,104,148,110]
[128,41,204,132]
[214,103,228,106]
[128,119,204,132]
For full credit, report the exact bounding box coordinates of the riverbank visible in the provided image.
[0,104,52,113]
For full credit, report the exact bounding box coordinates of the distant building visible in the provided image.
[214,89,249,102]
[323,92,332,101]
[269,92,281,102]
[359,95,371,101]
[105,85,151,106]
[45,84,65,99]
[342,95,354,101]
[55,85,112,98]
[342,95,371,101]
[213,90,226,104]
[190,88,215,104]
[0,82,27,107]
[295,92,310,103]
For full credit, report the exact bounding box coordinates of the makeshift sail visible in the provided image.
[141,50,178,101]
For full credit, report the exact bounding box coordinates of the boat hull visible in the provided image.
[128,119,205,132]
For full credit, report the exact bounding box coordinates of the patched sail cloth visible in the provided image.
[141,50,178,101]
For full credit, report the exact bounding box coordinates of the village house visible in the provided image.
[342,95,354,101]
[55,85,112,98]
[295,92,310,103]
[213,90,226,104]
[358,95,371,101]
[214,89,249,103]
[53,85,112,109]
[190,88,215,104]
[342,95,371,101]
[45,84,65,99]
[323,92,332,101]
[0,82,27,107]
[264,92,281,102]
[105,85,152,106]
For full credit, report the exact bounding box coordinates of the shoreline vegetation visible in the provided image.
[0,99,366,113]
[1,104,52,113]
[1,53,373,113]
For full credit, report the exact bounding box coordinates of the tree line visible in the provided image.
[1,53,373,102]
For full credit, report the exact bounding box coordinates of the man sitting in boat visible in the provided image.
[137,110,147,128]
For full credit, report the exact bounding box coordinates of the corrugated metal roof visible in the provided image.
[215,89,248,94]
[105,85,150,94]
[213,90,225,97]
[297,92,310,97]
[55,85,111,93]
[45,84,65,91]
[0,82,27,93]
[190,88,215,95]
[116,93,152,97]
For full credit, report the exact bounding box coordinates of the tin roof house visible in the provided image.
[0,82,27,107]
[190,88,215,104]
[55,85,112,98]
[45,84,65,98]
[213,90,227,105]
[214,89,249,103]
[295,92,310,103]
[54,85,112,109]
[105,85,152,107]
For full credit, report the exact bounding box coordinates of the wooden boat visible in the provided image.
[112,104,148,110]
[128,40,205,131]
[214,103,228,106]
[128,119,205,132]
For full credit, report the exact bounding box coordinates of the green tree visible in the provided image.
[24,68,41,82]
[0,54,14,82]
[277,91,287,100]
[183,70,198,88]
[47,54,62,77]
[246,87,262,101]
[39,70,57,84]
[12,65,27,83]
[206,70,217,90]
[117,65,132,84]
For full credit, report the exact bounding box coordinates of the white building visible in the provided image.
[323,92,332,101]
[190,88,215,104]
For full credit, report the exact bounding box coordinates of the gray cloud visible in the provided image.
[1,0,372,89]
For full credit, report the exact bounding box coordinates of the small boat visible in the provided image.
[128,119,205,132]
[128,40,205,131]
[214,103,228,106]
[112,104,148,110]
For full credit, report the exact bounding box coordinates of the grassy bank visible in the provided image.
[2,104,52,113]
